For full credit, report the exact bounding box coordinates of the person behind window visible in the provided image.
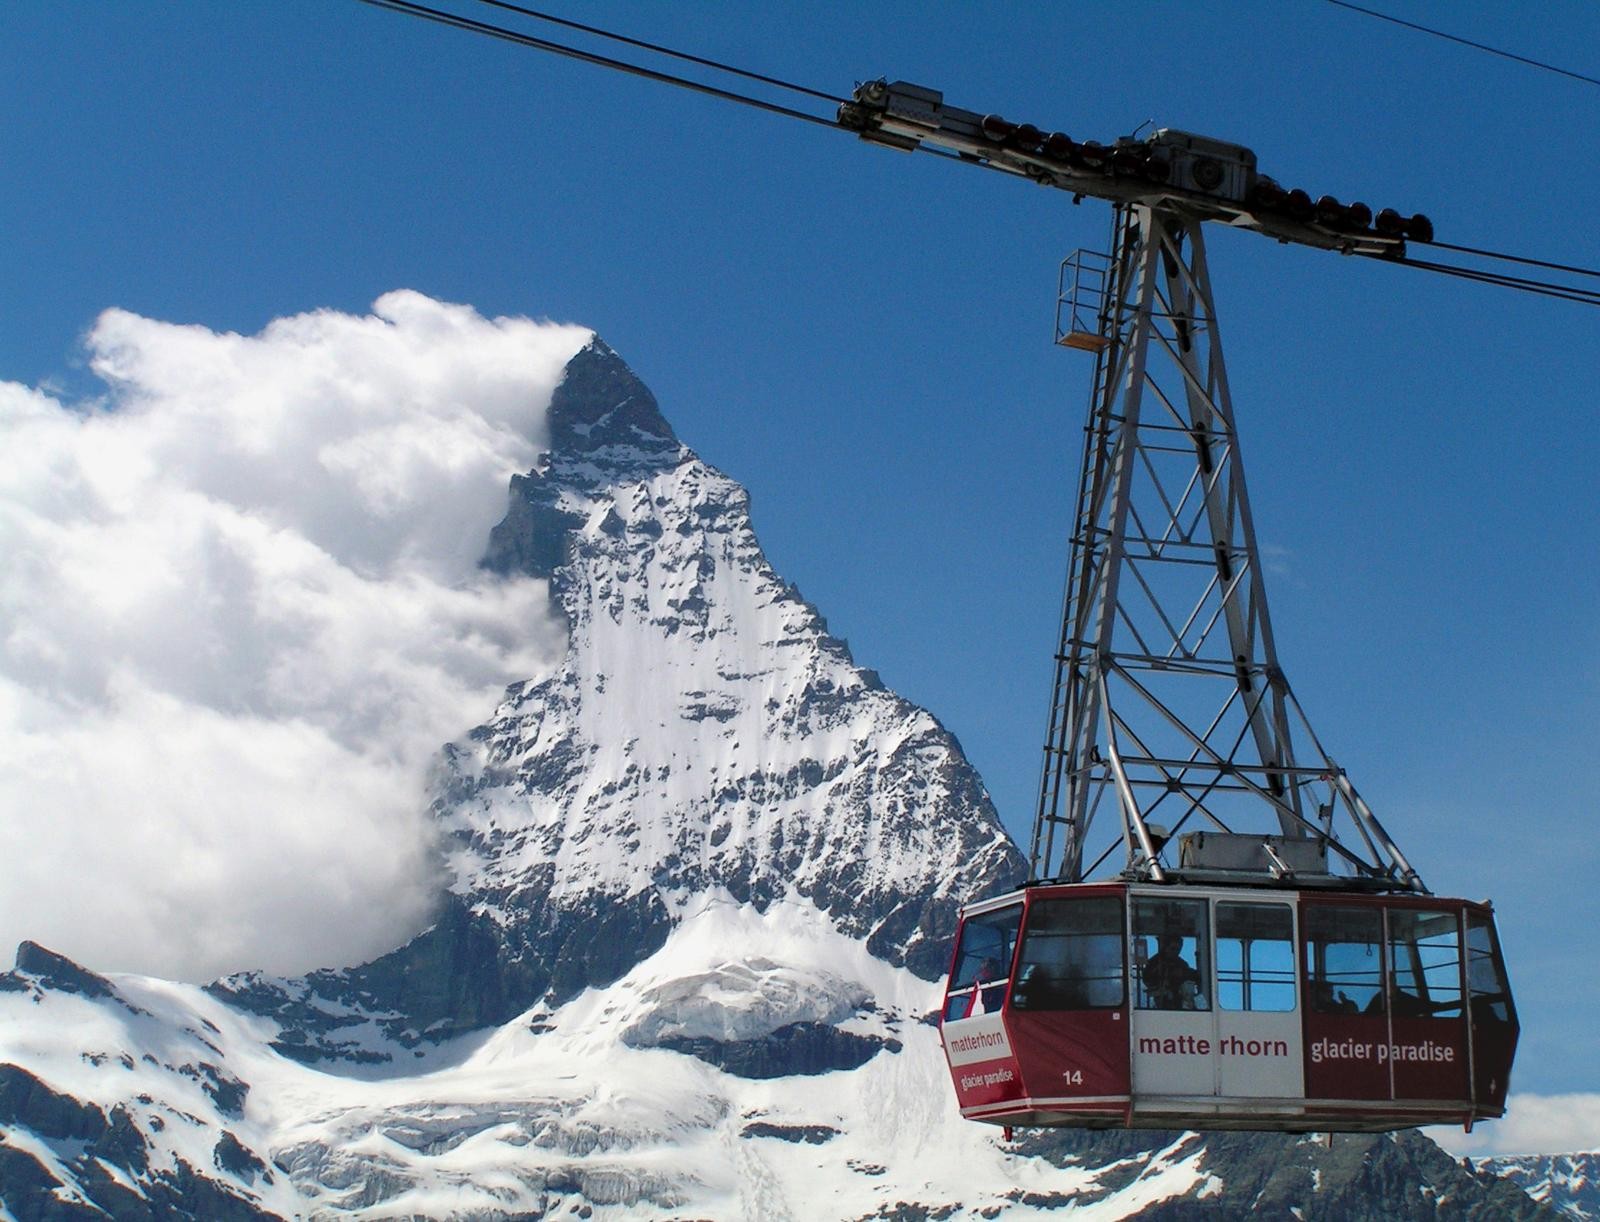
[1386,970,1428,1018]
[1141,933,1201,1010]
[1312,978,1358,1014]
[969,957,1007,1016]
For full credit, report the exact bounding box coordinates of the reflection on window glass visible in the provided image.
[1303,905,1383,1015]
[944,905,1021,1021]
[1216,902,1295,1012]
[1132,897,1209,1011]
[1011,897,1125,1011]
[1388,907,1463,1020]
[1466,913,1514,1024]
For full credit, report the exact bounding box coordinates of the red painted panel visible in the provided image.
[1388,1016,1469,1101]
[943,1013,1026,1112]
[1009,1009,1130,1103]
[948,1050,1026,1111]
[1472,1015,1516,1113]
[1303,1012,1391,1101]
[1466,907,1518,1116]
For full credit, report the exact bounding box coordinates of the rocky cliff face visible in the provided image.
[470,340,1019,957]
[0,339,1567,1220]
[457,339,1021,981]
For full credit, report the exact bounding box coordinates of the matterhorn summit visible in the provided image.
[446,337,1024,993]
[0,333,1561,1219]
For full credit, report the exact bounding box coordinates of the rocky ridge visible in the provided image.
[1484,1152,1599,1220]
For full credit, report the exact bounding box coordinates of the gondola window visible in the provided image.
[1011,897,1125,1010]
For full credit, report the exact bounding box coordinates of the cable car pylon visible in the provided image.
[1034,202,1423,895]
[828,82,1522,1133]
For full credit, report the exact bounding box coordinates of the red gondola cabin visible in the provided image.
[942,882,1516,1132]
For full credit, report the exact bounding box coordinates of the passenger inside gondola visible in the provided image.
[1132,897,1210,1011]
[943,904,1023,1021]
[1369,971,1429,1018]
[1311,979,1359,1014]
[1303,905,1384,1015]
[1141,933,1201,1010]
[974,957,1007,1014]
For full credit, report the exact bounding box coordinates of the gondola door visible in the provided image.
[1301,901,1392,1106]
[1129,895,1216,1099]
[1213,899,1303,1102]
[1008,888,1130,1118]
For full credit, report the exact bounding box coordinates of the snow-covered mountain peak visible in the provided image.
[428,337,1023,1011]
[543,336,678,458]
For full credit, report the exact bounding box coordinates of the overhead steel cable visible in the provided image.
[464,0,848,105]
[1408,259,1600,306]
[1363,252,1600,307]
[357,0,1600,310]
[354,0,843,132]
[1323,0,1600,90]
[1418,238,1600,282]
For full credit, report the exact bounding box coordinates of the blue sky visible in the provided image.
[5,1,1598,1139]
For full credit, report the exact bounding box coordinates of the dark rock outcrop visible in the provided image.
[1007,1127,1562,1221]
[653,1022,901,1079]
[9,941,116,999]
[0,1063,277,1220]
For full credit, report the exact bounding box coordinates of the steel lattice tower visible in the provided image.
[1031,204,1425,894]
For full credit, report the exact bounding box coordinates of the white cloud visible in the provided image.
[0,292,590,981]
[1427,1093,1600,1158]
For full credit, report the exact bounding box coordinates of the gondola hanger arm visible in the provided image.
[837,78,1423,257]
